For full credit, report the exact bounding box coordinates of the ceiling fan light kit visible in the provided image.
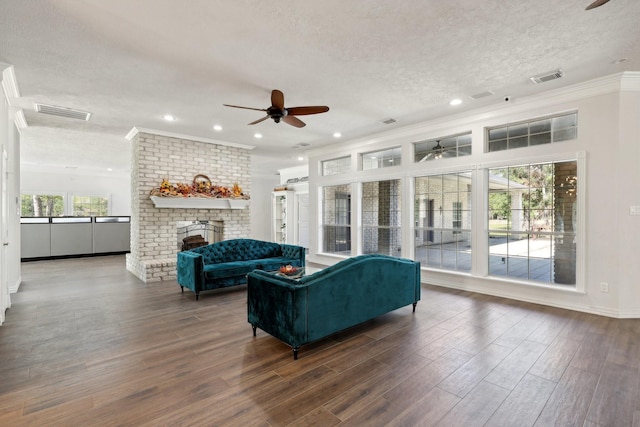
[224,89,329,128]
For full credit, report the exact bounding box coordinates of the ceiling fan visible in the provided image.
[585,0,610,10]
[223,89,329,128]
[418,141,451,162]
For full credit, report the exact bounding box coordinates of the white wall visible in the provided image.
[0,74,9,324]
[307,72,640,318]
[1,65,22,323]
[20,169,131,215]
[250,171,279,241]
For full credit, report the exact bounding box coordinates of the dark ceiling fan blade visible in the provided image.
[223,104,267,112]
[286,106,330,116]
[586,0,610,9]
[271,90,285,110]
[248,115,270,125]
[283,115,306,128]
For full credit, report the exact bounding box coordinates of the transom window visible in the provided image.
[361,147,401,170]
[487,112,577,152]
[414,132,472,162]
[322,156,351,176]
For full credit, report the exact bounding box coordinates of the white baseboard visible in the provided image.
[9,276,21,294]
[423,280,635,319]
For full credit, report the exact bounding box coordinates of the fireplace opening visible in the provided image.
[177,220,223,251]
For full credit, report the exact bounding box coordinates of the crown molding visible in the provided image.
[126,126,255,150]
[1,66,20,104]
[14,110,27,131]
[307,72,633,160]
[620,71,640,91]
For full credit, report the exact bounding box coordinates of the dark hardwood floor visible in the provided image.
[1,255,639,426]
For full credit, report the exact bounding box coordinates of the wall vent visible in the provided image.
[469,90,494,100]
[34,103,92,121]
[530,69,564,84]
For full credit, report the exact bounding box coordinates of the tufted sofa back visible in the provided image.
[188,238,282,264]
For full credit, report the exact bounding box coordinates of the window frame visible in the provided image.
[486,111,578,153]
[20,193,65,217]
[321,184,352,255]
[414,132,472,163]
[321,155,351,176]
[361,179,402,257]
[413,171,473,273]
[360,147,402,171]
[70,194,111,216]
[483,152,585,291]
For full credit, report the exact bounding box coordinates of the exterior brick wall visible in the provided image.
[126,131,252,283]
[553,161,577,284]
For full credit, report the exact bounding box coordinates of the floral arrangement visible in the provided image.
[279,265,298,275]
[149,174,250,199]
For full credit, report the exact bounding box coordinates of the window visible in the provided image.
[322,156,351,176]
[487,112,577,152]
[361,147,401,170]
[488,160,577,285]
[414,172,472,272]
[21,194,64,217]
[322,184,351,254]
[414,132,472,162]
[72,195,109,216]
[362,180,401,257]
[452,201,462,234]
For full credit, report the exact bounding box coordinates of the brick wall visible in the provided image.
[553,161,577,284]
[126,131,251,283]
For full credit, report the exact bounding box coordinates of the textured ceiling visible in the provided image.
[1,0,639,176]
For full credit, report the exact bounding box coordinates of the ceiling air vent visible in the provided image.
[529,69,564,84]
[380,118,397,125]
[34,103,92,121]
[469,90,494,100]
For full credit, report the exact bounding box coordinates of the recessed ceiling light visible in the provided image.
[333,132,342,138]
[213,124,222,131]
[163,114,175,121]
[107,168,113,171]
[254,133,262,139]
[449,98,463,106]
[298,156,304,161]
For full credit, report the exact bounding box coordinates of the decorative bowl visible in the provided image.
[279,265,298,275]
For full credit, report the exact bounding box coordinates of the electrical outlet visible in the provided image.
[600,282,609,293]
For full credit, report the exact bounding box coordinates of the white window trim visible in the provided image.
[479,151,585,293]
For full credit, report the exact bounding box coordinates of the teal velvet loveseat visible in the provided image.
[247,254,421,359]
[177,238,305,300]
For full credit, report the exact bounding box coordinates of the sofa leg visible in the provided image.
[413,302,417,312]
[252,325,257,337]
[195,293,199,301]
[180,286,184,293]
[292,347,299,360]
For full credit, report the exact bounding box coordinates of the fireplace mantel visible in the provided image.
[150,196,250,210]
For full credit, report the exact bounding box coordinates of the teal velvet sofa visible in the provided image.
[177,238,305,300]
[247,254,421,359]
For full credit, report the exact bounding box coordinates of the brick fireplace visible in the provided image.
[125,128,253,283]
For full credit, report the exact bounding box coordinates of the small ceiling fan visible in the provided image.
[223,89,329,128]
[585,0,610,10]
[418,141,451,162]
